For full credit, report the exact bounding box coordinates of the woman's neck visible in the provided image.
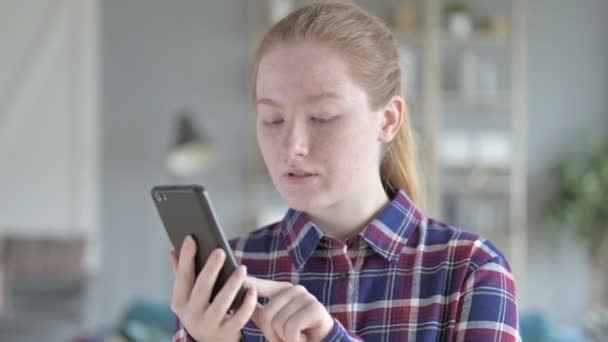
[307,180,391,241]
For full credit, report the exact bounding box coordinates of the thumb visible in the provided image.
[246,276,293,298]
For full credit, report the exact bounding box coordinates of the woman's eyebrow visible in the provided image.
[257,92,341,107]
[303,91,341,104]
[256,98,282,108]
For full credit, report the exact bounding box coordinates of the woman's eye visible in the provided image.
[264,119,284,125]
[311,116,337,124]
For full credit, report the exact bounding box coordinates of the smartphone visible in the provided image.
[151,185,247,311]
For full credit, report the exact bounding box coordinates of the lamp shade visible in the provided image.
[166,112,215,177]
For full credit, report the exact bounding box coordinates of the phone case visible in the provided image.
[151,185,247,311]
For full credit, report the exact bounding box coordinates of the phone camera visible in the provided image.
[154,192,163,202]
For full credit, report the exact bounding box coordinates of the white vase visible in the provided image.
[448,13,473,38]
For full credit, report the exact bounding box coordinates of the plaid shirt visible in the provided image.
[174,189,520,341]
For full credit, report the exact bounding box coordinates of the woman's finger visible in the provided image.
[204,264,248,327]
[246,276,292,298]
[285,302,332,342]
[169,249,178,274]
[272,291,313,341]
[261,285,306,339]
[172,236,197,311]
[223,284,258,331]
[283,301,318,342]
[188,248,226,315]
[252,305,284,342]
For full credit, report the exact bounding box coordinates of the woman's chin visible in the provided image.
[284,195,316,212]
[279,188,328,212]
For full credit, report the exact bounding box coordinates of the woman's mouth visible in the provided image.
[284,170,318,184]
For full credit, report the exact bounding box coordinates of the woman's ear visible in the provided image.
[378,95,404,143]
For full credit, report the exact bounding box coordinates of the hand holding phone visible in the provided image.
[151,185,258,341]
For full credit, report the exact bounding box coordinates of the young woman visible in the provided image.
[169,2,520,341]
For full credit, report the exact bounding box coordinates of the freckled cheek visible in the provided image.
[315,131,363,177]
[345,130,378,178]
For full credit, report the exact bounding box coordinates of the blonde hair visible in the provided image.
[251,1,419,205]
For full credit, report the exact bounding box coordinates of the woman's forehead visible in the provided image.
[257,91,346,111]
[258,42,350,78]
[256,45,362,105]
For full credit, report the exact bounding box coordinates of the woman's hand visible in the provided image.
[247,277,335,342]
[169,236,258,342]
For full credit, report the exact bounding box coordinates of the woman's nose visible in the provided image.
[283,121,309,158]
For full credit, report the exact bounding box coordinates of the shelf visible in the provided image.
[442,191,510,234]
[442,90,509,113]
[442,180,510,196]
[395,30,509,48]
[442,31,509,48]
[441,167,511,196]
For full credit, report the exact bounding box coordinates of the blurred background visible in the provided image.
[0,0,606,341]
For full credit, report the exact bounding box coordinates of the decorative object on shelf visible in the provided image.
[545,136,608,310]
[445,1,473,38]
[166,111,215,177]
[478,132,510,169]
[481,14,509,38]
[440,131,472,168]
[440,131,510,170]
[393,1,417,33]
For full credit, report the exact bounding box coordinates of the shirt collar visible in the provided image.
[359,189,422,264]
[280,209,324,271]
[281,189,423,270]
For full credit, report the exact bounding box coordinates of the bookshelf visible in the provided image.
[393,0,528,304]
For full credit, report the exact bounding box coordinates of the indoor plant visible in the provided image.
[545,136,608,310]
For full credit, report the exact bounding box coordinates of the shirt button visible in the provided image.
[339,272,349,280]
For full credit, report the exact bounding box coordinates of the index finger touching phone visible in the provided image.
[245,276,293,298]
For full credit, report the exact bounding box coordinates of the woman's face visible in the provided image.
[255,41,386,212]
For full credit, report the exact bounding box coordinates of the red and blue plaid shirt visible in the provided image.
[174,189,520,341]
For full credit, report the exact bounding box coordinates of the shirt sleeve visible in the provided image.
[172,316,247,342]
[172,316,195,342]
[321,317,365,342]
[455,255,521,341]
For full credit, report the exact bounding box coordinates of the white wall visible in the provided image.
[85,0,252,330]
[0,0,100,269]
[525,0,608,324]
